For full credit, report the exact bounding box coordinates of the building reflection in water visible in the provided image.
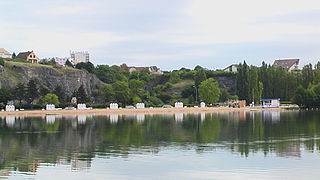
[0,110,319,176]
[5,116,15,128]
[77,115,87,125]
[71,154,91,171]
[46,115,55,124]
[200,112,205,121]
[136,114,145,123]
[110,114,119,124]
[175,113,183,122]
[262,110,280,123]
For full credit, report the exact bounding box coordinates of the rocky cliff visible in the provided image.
[213,75,236,95]
[0,61,104,96]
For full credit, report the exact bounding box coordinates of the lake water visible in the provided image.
[1,110,320,179]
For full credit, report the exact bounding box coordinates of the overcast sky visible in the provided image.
[1,0,320,70]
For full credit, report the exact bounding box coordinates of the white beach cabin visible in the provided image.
[261,98,280,108]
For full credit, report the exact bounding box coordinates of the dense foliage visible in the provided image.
[6,57,320,108]
[236,61,320,106]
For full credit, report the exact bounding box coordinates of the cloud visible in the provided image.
[173,0,320,45]
[1,0,320,69]
[0,21,127,57]
[48,6,88,15]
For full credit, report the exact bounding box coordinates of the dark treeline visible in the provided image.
[78,63,236,107]
[3,57,320,108]
[236,61,320,106]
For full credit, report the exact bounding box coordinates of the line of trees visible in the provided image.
[11,58,320,108]
[236,61,320,106]
[0,79,89,109]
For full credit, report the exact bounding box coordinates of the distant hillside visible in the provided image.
[0,59,104,97]
[167,79,194,96]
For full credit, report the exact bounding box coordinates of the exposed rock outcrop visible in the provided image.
[213,75,236,95]
[0,61,104,97]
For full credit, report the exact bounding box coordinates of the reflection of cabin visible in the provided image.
[16,51,39,63]
[261,98,280,108]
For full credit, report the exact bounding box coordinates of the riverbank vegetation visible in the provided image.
[1,57,320,108]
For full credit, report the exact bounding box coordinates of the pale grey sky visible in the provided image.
[1,0,320,70]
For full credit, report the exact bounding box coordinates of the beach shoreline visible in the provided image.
[0,107,289,117]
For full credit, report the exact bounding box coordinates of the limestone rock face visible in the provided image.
[213,75,236,94]
[0,61,104,97]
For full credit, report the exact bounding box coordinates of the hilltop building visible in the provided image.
[0,48,11,59]
[273,59,299,72]
[16,51,39,63]
[121,63,163,74]
[52,57,75,66]
[70,51,89,64]
[224,64,238,72]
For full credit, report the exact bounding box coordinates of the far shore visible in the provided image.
[0,106,294,117]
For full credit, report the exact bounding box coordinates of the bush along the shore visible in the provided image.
[293,83,320,108]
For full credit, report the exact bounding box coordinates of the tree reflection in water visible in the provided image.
[0,110,320,173]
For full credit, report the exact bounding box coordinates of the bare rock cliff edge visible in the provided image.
[0,61,104,96]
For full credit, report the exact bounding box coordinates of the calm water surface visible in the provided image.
[1,110,320,179]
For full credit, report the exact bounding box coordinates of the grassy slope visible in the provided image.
[0,59,83,84]
[167,79,194,96]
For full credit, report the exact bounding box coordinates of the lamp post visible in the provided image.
[193,86,198,103]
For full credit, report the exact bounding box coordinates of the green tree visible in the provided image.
[292,85,306,107]
[132,95,142,104]
[315,61,320,70]
[65,60,74,67]
[0,87,12,104]
[198,78,221,104]
[139,69,151,82]
[14,83,26,106]
[169,71,181,83]
[301,64,313,88]
[26,79,39,109]
[101,84,115,103]
[219,89,230,102]
[12,52,16,59]
[76,85,89,103]
[40,93,60,106]
[149,96,163,106]
[313,69,320,85]
[112,81,130,105]
[257,81,264,103]
[236,61,249,102]
[75,62,95,73]
[181,85,196,99]
[248,66,259,104]
[53,85,66,103]
[194,68,207,87]
[39,85,50,98]
[129,79,145,97]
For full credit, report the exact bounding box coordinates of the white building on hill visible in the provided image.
[273,59,299,72]
[0,48,11,58]
[70,51,90,64]
[224,64,238,72]
[53,57,74,66]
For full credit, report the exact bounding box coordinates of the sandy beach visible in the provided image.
[0,107,287,117]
